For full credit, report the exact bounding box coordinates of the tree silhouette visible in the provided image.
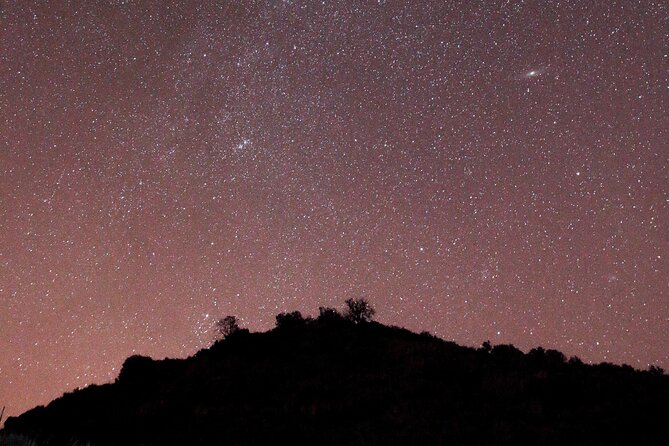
[215,316,240,339]
[344,298,375,323]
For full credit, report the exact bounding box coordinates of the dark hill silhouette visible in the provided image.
[2,306,668,445]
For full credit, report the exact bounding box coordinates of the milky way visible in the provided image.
[1,0,668,421]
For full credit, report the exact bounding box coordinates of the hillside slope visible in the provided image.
[3,314,668,445]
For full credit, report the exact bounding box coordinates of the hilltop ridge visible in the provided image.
[3,305,668,445]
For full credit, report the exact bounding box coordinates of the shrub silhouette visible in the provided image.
[545,349,566,365]
[479,340,492,353]
[275,311,308,330]
[117,355,154,383]
[648,365,665,376]
[317,306,343,323]
[528,347,566,368]
[490,344,524,363]
[343,298,375,323]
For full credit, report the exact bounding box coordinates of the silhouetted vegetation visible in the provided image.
[2,302,668,445]
[116,354,155,384]
[316,306,343,324]
[275,310,309,330]
[479,339,492,353]
[343,298,375,323]
[648,364,665,376]
[214,315,240,339]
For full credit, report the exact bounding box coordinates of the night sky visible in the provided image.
[1,0,668,421]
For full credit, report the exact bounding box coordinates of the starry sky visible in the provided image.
[1,0,668,421]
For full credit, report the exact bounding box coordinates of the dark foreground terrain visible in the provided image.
[2,309,668,445]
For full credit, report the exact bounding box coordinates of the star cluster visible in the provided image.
[1,0,667,421]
